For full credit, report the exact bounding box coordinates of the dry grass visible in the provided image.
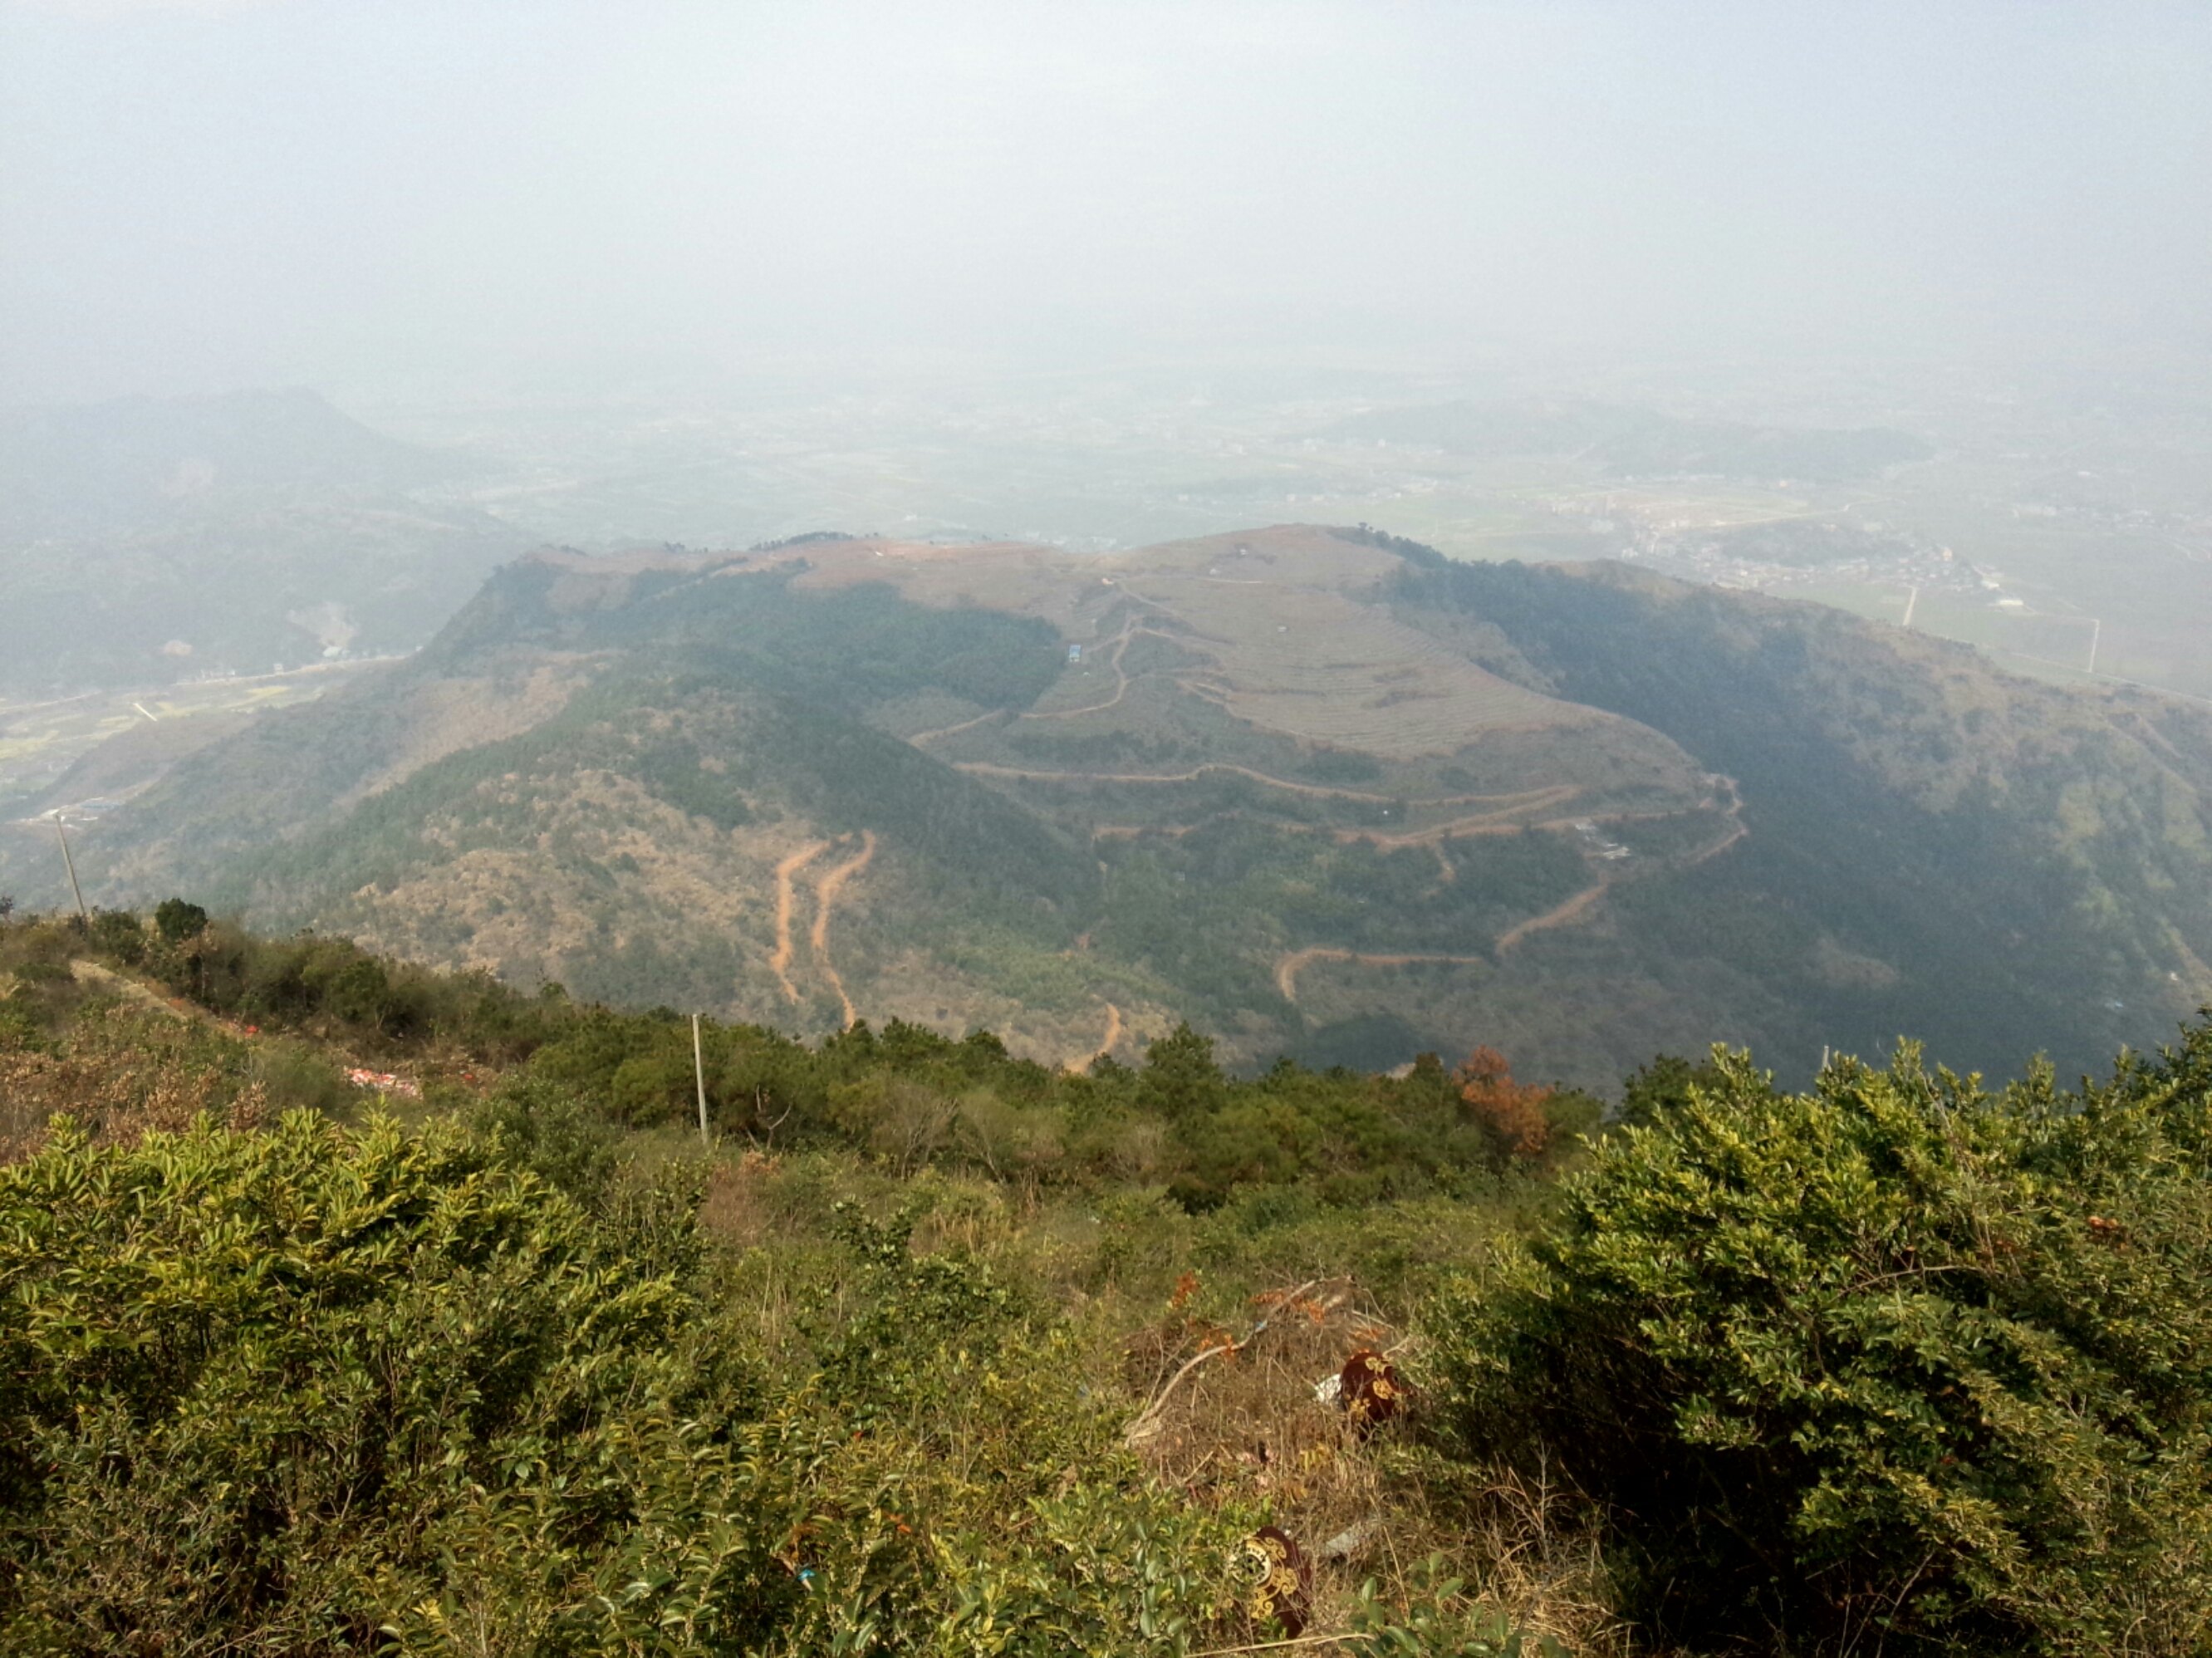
[692,1150,1632,1649]
[1120,1276,1627,1654]
[1119,572,1587,758]
[0,1018,267,1164]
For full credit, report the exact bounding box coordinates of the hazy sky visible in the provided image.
[3,1,2208,401]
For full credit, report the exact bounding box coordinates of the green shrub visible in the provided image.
[154,897,208,944]
[1424,1031,2212,1655]
[246,1035,356,1116]
[86,909,145,964]
[0,1111,787,1653]
[1346,1557,1568,1657]
[765,1202,1257,1654]
[470,1076,620,1208]
[0,1110,1263,1656]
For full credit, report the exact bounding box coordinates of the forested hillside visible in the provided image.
[24,525,2212,1088]
[1390,548,2212,1073]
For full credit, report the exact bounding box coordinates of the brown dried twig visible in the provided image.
[1124,1278,1335,1446]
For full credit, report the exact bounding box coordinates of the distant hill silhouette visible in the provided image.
[0,386,467,537]
[0,389,521,693]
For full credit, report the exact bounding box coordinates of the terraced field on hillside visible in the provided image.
[770,526,1739,1071]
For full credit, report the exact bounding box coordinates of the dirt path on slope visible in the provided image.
[1491,790,1749,955]
[68,959,204,1023]
[809,831,877,1028]
[1685,817,1750,870]
[1275,948,1491,1003]
[1326,785,1587,848]
[1067,1001,1125,1072]
[1021,620,1184,723]
[770,841,830,1003]
[909,709,1006,745]
[1493,881,1611,954]
[1023,618,1138,722]
[1088,789,1582,852]
[954,760,1571,812]
[1272,775,1753,994]
[1089,789,1732,859]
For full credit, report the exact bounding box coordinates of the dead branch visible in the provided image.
[1124,1277,1329,1446]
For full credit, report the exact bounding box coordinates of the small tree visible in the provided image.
[87,910,146,964]
[153,897,208,944]
[1138,1023,1229,1121]
[1454,1044,1552,1158]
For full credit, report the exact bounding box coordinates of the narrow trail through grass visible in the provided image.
[1020,618,1140,722]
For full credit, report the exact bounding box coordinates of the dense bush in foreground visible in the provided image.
[1429,1033,2212,1655]
[0,1110,1260,1656]
[0,1111,781,1650]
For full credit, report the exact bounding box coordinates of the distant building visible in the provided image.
[1068,644,1082,663]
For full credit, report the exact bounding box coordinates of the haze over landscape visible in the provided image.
[5,5,2212,1654]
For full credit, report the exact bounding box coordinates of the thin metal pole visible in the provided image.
[692,1013,710,1147]
[53,816,88,924]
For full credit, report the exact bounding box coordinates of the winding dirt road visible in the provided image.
[954,760,1571,812]
[1274,948,1491,1002]
[1021,619,1186,724]
[769,841,828,1003]
[1066,1001,1124,1072]
[810,831,877,1028]
[1023,618,1140,722]
[1277,774,1753,994]
[1493,780,1749,954]
[1493,881,1611,954]
[908,709,1006,746]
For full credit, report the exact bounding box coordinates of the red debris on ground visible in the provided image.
[1241,1525,1312,1636]
[1338,1348,1405,1430]
[345,1067,420,1099]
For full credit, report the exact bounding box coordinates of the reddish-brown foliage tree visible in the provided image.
[1456,1044,1553,1158]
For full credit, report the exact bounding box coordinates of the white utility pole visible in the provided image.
[692,1013,710,1147]
[2086,618,2102,675]
[53,816,88,924]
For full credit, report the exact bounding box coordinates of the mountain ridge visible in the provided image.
[24,523,2210,1088]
